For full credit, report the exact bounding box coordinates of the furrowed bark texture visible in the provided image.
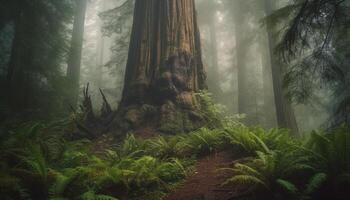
[118,0,207,134]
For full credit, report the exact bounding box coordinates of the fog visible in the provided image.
[79,0,330,133]
[1,1,349,199]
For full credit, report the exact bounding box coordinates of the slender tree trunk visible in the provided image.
[118,0,207,134]
[260,36,277,128]
[97,37,104,88]
[263,0,299,134]
[6,8,29,112]
[208,21,218,77]
[95,25,105,88]
[95,0,108,88]
[6,15,20,85]
[232,1,251,122]
[206,0,221,100]
[67,0,88,107]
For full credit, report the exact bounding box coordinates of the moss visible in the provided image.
[158,101,205,134]
[158,104,184,134]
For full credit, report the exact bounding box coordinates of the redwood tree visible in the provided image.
[263,0,299,134]
[118,0,207,134]
[67,0,88,107]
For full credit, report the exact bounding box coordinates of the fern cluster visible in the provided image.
[1,111,349,200]
[0,124,191,200]
[222,125,350,200]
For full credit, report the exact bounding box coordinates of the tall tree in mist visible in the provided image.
[96,28,105,88]
[67,0,88,107]
[95,0,108,88]
[260,38,277,128]
[263,0,298,134]
[197,0,221,100]
[231,1,255,123]
[3,0,73,115]
[118,0,207,133]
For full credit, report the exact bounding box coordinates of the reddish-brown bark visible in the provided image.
[118,0,207,134]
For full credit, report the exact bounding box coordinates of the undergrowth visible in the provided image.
[0,92,349,200]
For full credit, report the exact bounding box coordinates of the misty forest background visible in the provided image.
[2,0,348,133]
[0,0,350,200]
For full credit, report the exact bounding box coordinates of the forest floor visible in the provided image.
[163,151,241,200]
[91,128,247,200]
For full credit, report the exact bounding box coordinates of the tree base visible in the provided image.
[116,51,207,135]
[117,100,205,135]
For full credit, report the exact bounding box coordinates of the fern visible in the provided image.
[49,170,81,199]
[145,136,180,158]
[303,173,327,195]
[80,190,118,200]
[231,163,262,178]
[195,90,225,128]
[222,175,267,188]
[20,143,49,182]
[117,134,145,158]
[177,128,222,155]
[276,179,298,194]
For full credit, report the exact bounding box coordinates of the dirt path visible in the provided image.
[163,151,237,200]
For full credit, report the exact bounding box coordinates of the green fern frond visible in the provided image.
[250,133,270,153]
[222,175,267,188]
[276,179,298,194]
[80,190,118,200]
[304,173,327,195]
[232,163,262,178]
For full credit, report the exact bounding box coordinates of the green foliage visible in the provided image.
[145,136,181,159]
[222,125,350,200]
[303,172,327,196]
[0,0,75,117]
[304,127,350,199]
[177,128,223,155]
[0,122,192,199]
[1,116,350,200]
[79,190,119,200]
[271,0,350,124]
[196,91,226,128]
[222,148,313,199]
[223,125,270,155]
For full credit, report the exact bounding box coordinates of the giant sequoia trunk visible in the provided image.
[263,0,299,135]
[118,0,207,134]
[67,0,88,108]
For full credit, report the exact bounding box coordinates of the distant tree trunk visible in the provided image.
[260,37,277,128]
[6,11,22,110]
[6,14,21,86]
[6,6,32,112]
[263,0,299,134]
[96,26,105,88]
[206,0,221,100]
[67,0,88,107]
[118,0,207,134]
[232,2,251,122]
[95,0,108,88]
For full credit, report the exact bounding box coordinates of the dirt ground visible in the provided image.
[163,151,238,200]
